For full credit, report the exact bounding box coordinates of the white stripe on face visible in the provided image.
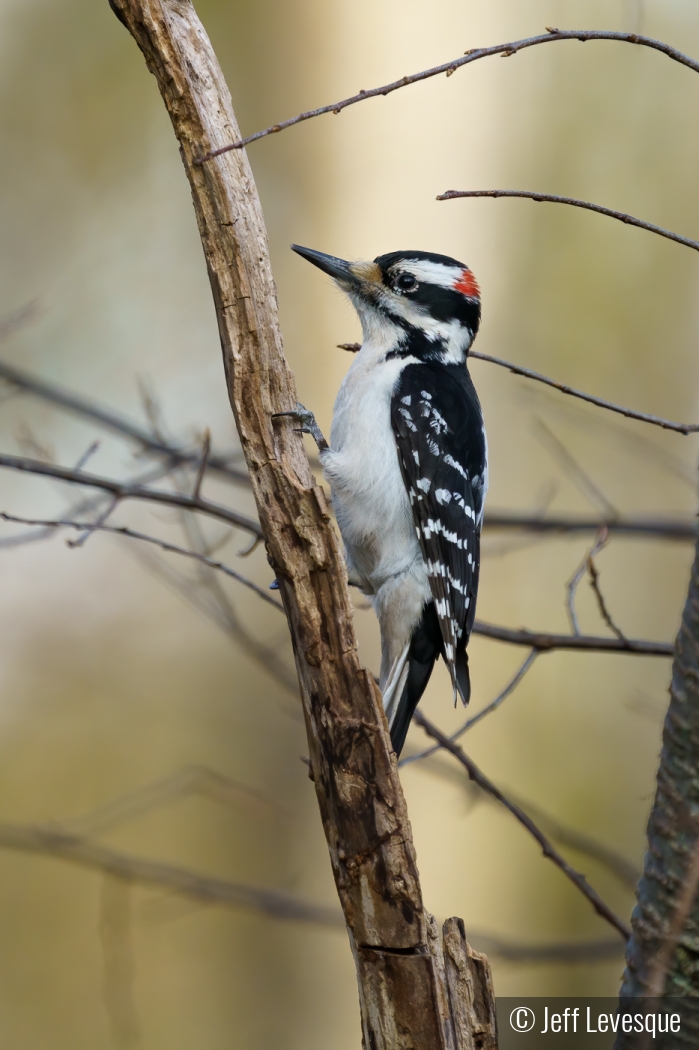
[397,259,465,288]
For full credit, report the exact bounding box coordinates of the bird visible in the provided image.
[282,244,487,756]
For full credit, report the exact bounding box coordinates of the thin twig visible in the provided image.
[63,764,286,838]
[0,462,176,550]
[192,429,211,499]
[195,30,699,162]
[400,649,539,767]
[566,528,610,635]
[412,710,631,940]
[3,498,672,655]
[0,513,281,609]
[0,358,250,483]
[438,189,699,256]
[67,495,118,550]
[469,351,699,435]
[588,550,629,643]
[73,440,101,473]
[535,420,618,519]
[473,620,672,656]
[0,452,263,537]
[482,512,697,542]
[132,547,301,699]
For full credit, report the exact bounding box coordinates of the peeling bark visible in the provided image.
[108,1,496,1044]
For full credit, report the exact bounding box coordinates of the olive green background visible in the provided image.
[0,0,698,1047]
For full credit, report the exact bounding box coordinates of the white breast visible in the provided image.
[321,340,422,593]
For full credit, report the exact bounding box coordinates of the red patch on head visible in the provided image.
[453,268,480,299]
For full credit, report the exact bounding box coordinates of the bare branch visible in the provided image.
[192,428,211,499]
[0,357,250,483]
[131,547,300,698]
[0,816,627,961]
[0,820,341,927]
[63,765,286,838]
[482,511,696,542]
[73,440,101,473]
[536,420,618,518]
[473,619,673,656]
[438,189,699,256]
[470,351,699,435]
[0,513,281,609]
[588,549,629,644]
[566,528,610,635]
[341,337,699,435]
[5,502,670,654]
[0,452,263,537]
[412,711,631,940]
[6,500,671,655]
[195,30,699,161]
[0,462,175,550]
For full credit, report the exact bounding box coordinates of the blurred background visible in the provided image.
[0,0,698,1046]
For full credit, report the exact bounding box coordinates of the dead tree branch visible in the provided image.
[196,30,699,160]
[566,529,610,635]
[0,452,262,536]
[0,513,281,608]
[413,711,631,940]
[469,352,699,435]
[588,552,629,644]
[0,820,340,926]
[0,815,622,965]
[108,2,493,1045]
[5,505,674,662]
[482,512,696,541]
[438,190,699,257]
[485,512,696,541]
[473,620,672,656]
[0,357,249,483]
[342,340,699,435]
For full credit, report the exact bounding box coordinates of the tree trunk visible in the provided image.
[617,533,699,1044]
[108,1,497,1045]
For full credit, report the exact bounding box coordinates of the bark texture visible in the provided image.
[617,537,699,1044]
[108,1,496,1045]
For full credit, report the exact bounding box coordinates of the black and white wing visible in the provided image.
[391,361,486,703]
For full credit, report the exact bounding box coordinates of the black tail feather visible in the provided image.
[454,643,471,707]
[390,603,442,756]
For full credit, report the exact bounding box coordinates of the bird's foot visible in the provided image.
[273,402,329,452]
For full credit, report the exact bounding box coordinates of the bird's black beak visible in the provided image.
[291,245,358,285]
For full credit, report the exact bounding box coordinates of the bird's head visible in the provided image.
[292,244,481,364]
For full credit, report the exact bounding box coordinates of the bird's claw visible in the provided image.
[273,402,329,451]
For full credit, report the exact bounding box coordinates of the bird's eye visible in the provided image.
[395,273,417,292]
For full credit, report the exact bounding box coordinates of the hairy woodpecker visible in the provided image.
[285,245,487,756]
